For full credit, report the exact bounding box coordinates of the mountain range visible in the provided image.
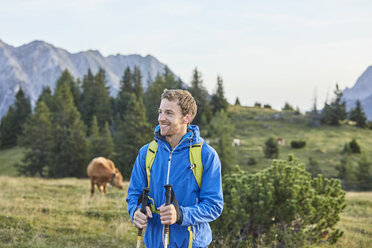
[0,39,371,121]
[0,39,171,119]
[342,66,372,120]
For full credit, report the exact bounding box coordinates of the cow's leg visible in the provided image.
[90,179,95,196]
[103,183,107,194]
[98,184,104,194]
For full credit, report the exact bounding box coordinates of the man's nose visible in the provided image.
[158,113,166,122]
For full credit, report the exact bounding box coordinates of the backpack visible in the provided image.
[145,140,204,213]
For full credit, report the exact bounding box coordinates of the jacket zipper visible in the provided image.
[159,134,194,246]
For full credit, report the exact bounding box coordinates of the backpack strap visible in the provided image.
[145,140,158,188]
[189,143,203,188]
[144,140,204,214]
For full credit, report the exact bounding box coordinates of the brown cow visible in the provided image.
[87,157,123,196]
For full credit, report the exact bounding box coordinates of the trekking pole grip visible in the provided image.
[136,187,150,248]
[163,184,172,248]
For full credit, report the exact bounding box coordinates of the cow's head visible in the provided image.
[111,168,123,189]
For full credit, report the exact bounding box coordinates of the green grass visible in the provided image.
[228,105,372,177]
[0,176,136,248]
[0,146,24,176]
[316,192,372,248]
[0,176,370,247]
[0,105,371,247]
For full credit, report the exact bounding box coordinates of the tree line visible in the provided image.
[309,83,370,128]
[0,66,234,178]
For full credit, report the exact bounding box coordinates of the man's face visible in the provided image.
[158,99,187,137]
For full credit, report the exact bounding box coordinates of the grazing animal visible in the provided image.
[277,137,285,145]
[87,157,123,196]
[232,138,241,147]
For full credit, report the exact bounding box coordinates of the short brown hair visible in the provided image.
[161,89,197,123]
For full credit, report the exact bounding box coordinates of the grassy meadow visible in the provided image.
[1,105,372,247]
[228,105,372,177]
[0,176,136,248]
[0,176,371,247]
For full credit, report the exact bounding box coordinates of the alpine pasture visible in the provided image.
[0,105,371,247]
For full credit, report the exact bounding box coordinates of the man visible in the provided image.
[127,89,223,248]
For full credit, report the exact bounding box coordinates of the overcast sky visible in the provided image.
[1,0,372,111]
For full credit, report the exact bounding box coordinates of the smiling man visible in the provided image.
[127,89,223,248]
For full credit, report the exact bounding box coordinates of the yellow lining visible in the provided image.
[148,196,160,214]
[146,140,158,188]
[190,143,203,188]
[187,226,193,248]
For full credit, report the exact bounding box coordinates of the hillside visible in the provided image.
[0,106,372,247]
[1,105,371,179]
[228,105,372,178]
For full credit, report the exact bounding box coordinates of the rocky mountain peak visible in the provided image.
[0,39,174,119]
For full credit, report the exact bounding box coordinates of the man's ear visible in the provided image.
[184,113,193,124]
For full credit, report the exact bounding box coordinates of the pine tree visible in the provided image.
[88,115,100,157]
[336,156,356,189]
[264,137,279,159]
[55,69,80,108]
[132,66,143,100]
[37,86,56,112]
[309,97,321,127]
[0,106,17,148]
[115,68,133,122]
[114,93,152,178]
[93,69,113,128]
[349,100,367,128]
[356,153,372,190]
[50,84,88,178]
[80,69,95,128]
[18,101,53,177]
[101,121,114,157]
[208,110,236,175]
[14,87,32,138]
[121,67,133,93]
[0,88,31,148]
[89,116,114,159]
[282,102,294,111]
[321,84,346,126]
[189,68,212,126]
[234,97,241,106]
[211,76,228,114]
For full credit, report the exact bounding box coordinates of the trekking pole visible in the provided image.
[163,184,172,248]
[136,187,150,248]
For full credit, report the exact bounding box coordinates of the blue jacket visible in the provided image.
[127,125,223,248]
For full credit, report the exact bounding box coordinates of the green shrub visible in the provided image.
[254,102,261,108]
[342,139,361,154]
[264,137,279,159]
[349,138,361,153]
[212,156,346,247]
[290,140,306,149]
[247,157,257,166]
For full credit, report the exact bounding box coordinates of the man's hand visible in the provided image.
[158,204,177,225]
[133,206,152,229]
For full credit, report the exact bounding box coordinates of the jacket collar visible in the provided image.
[154,124,203,151]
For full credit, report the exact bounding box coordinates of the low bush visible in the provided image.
[291,140,306,149]
[247,157,257,166]
[212,155,346,247]
[342,138,361,154]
